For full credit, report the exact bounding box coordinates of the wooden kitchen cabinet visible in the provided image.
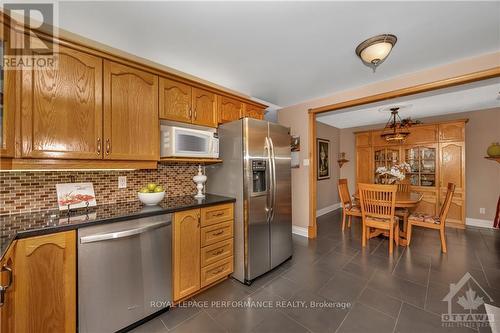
[218,96,243,124]
[20,44,103,159]
[159,78,217,127]
[439,141,465,227]
[159,78,192,123]
[172,203,234,302]
[0,24,16,158]
[439,121,465,142]
[0,231,76,333]
[0,244,15,333]
[103,60,159,160]
[243,104,264,120]
[192,87,217,127]
[356,146,372,187]
[173,209,201,301]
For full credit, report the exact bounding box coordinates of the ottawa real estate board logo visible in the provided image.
[442,272,498,330]
[2,3,58,70]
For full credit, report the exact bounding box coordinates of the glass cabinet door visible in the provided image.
[404,146,437,187]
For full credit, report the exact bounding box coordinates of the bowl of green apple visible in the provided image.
[138,183,165,205]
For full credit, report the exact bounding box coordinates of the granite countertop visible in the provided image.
[0,194,235,259]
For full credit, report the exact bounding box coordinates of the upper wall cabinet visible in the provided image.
[21,44,103,159]
[355,132,371,147]
[0,25,16,158]
[439,122,465,142]
[103,60,159,161]
[218,96,243,124]
[159,78,217,127]
[192,87,217,127]
[243,104,264,120]
[159,78,192,123]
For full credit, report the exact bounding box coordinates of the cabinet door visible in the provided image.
[173,209,201,301]
[159,78,192,123]
[439,142,465,226]
[192,87,217,127]
[355,132,371,147]
[356,146,372,187]
[218,96,242,124]
[103,61,158,160]
[244,104,264,120]
[21,45,103,159]
[14,231,76,333]
[404,125,437,144]
[0,26,16,158]
[439,122,465,142]
[0,243,15,333]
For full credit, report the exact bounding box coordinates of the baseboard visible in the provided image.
[466,218,494,229]
[292,226,308,237]
[316,202,341,217]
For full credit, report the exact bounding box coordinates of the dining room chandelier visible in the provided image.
[380,107,411,142]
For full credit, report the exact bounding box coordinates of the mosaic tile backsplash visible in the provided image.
[0,164,199,215]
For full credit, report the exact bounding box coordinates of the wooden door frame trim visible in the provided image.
[306,67,500,238]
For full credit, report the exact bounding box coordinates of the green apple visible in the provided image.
[147,183,157,191]
[139,187,150,193]
[154,186,164,193]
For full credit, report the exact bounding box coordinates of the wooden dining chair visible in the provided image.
[406,183,456,253]
[338,179,362,231]
[358,183,399,254]
[396,180,411,229]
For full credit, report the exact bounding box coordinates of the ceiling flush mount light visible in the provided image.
[355,34,397,71]
[380,107,411,142]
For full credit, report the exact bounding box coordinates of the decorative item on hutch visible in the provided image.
[375,162,411,184]
[193,165,207,198]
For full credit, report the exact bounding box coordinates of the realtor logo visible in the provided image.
[442,272,495,329]
[2,3,58,69]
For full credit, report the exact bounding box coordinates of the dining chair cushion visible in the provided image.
[345,204,361,213]
[365,215,399,224]
[408,212,440,224]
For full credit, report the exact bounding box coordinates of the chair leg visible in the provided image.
[342,212,346,231]
[440,227,447,253]
[394,223,399,246]
[407,223,413,246]
[348,215,352,227]
[362,221,366,247]
[389,226,394,254]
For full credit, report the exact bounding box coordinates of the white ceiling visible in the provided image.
[316,77,500,128]
[54,1,500,107]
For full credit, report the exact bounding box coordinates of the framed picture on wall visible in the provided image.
[317,138,330,180]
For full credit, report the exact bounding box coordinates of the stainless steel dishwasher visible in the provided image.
[78,213,172,333]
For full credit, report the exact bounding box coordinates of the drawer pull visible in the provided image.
[212,249,224,256]
[211,266,225,275]
[212,230,224,236]
[212,212,225,217]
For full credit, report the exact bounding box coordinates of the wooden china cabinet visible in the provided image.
[355,119,467,228]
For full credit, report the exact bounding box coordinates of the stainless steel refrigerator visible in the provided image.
[206,118,292,284]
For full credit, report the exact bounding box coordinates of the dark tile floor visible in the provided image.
[131,210,500,333]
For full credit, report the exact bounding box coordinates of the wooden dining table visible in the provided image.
[353,191,423,246]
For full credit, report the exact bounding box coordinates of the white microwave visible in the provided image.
[160,125,219,158]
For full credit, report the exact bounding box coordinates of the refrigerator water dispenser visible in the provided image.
[251,160,267,194]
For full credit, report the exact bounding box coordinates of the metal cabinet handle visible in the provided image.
[212,248,224,256]
[97,138,101,155]
[212,230,224,236]
[212,212,225,217]
[105,139,111,155]
[194,108,197,120]
[211,266,225,275]
[189,108,193,118]
[80,221,169,244]
[0,265,13,307]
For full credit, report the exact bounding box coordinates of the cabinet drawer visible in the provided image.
[201,239,233,267]
[201,221,233,247]
[201,203,234,227]
[201,256,233,288]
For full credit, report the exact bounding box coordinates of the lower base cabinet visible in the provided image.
[0,231,76,333]
[173,203,234,302]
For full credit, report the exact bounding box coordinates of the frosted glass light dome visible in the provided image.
[356,34,397,68]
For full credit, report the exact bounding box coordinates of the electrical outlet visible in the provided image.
[118,176,127,189]
[480,208,486,215]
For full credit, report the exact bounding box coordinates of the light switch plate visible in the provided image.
[303,159,310,166]
[118,176,127,189]
[480,208,486,215]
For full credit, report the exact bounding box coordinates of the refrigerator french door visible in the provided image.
[207,118,292,284]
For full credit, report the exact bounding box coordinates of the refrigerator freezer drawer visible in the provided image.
[201,221,233,247]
